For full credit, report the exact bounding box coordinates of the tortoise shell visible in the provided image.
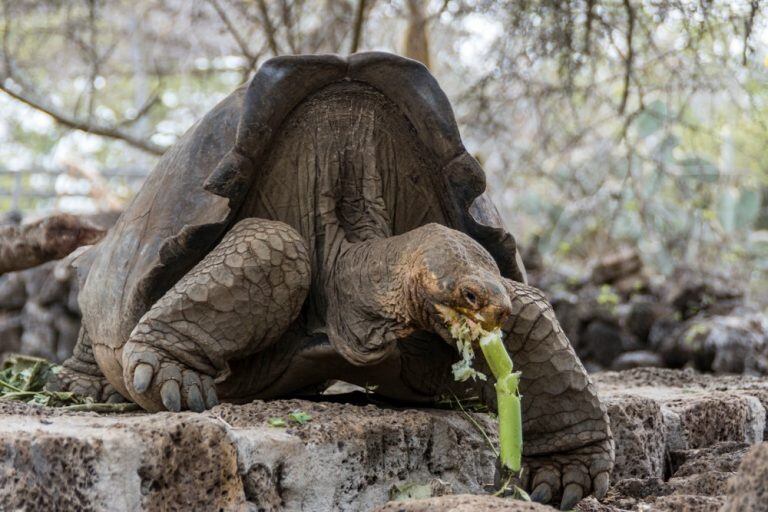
[77,52,526,353]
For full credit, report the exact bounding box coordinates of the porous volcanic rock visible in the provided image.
[720,442,768,512]
[594,368,767,481]
[374,494,554,511]
[610,350,664,371]
[0,402,243,511]
[588,443,749,511]
[0,398,497,512]
[211,399,497,511]
[591,369,767,511]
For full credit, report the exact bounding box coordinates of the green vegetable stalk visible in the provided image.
[479,330,522,473]
[439,308,524,477]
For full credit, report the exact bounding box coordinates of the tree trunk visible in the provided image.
[403,0,431,68]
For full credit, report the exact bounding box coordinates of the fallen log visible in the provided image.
[0,214,104,275]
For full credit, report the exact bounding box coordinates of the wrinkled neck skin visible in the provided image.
[326,230,425,367]
[342,233,423,329]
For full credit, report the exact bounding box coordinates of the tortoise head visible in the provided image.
[404,224,512,343]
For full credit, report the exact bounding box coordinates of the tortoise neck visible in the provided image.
[334,233,417,329]
[323,230,423,366]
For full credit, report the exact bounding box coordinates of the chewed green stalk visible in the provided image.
[440,308,523,474]
[494,372,523,472]
[479,330,513,377]
[451,337,487,382]
[479,330,523,473]
[439,305,487,383]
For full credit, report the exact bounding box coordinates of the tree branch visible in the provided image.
[350,0,368,53]
[256,0,281,56]
[404,0,430,68]
[584,0,595,55]
[207,0,259,71]
[619,0,634,114]
[279,0,298,54]
[116,91,161,128]
[0,82,165,155]
[743,0,758,65]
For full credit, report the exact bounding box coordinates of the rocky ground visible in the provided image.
[1,368,766,511]
[525,248,768,377]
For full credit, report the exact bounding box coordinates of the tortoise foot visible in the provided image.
[122,340,219,412]
[46,327,126,403]
[46,365,126,403]
[525,438,613,510]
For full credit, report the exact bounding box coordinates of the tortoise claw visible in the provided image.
[186,385,205,412]
[160,380,181,412]
[202,376,219,408]
[530,482,552,504]
[106,393,126,404]
[560,483,583,510]
[124,340,218,412]
[183,371,205,413]
[133,363,154,393]
[593,472,609,500]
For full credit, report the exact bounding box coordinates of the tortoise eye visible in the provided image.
[462,288,478,306]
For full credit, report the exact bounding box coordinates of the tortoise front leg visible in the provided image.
[120,218,310,412]
[363,309,613,511]
[494,279,614,510]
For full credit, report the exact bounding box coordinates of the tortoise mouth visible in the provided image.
[433,303,505,338]
[432,304,488,347]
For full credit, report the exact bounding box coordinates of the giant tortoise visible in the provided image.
[50,52,613,509]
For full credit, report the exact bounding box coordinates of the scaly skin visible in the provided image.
[46,328,125,403]
[121,218,311,412]
[325,223,512,366]
[498,279,613,509]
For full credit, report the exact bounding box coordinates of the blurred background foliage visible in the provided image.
[1,0,766,304]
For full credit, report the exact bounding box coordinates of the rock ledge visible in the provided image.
[0,398,496,511]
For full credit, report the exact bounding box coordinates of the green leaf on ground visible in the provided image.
[268,417,287,427]
[0,355,89,407]
[389,482,435,501]
[0,354,139,411]
[288,410,312,425]
[0,354,58,393]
